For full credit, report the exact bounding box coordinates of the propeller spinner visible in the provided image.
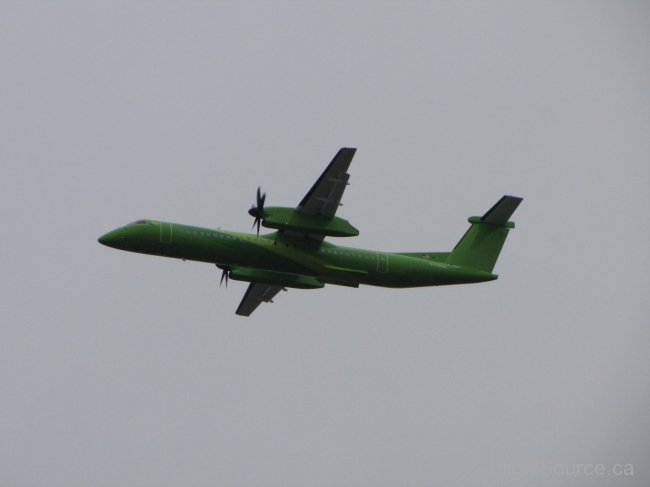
[248,186,266,237]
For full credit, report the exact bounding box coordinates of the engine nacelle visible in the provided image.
[261,207,359,237]
[229,267,325,289]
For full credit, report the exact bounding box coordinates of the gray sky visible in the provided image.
[1,2,649,486]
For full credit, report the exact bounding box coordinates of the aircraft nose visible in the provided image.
[98,229,122,248]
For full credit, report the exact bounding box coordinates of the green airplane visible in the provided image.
[98,148,522,316]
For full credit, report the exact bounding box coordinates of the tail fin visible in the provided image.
[446,196,523,273]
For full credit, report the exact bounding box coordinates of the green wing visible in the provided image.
[235,282,284,317]
[297,148,356,218]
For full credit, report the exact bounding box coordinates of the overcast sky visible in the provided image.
[1,2,649,486]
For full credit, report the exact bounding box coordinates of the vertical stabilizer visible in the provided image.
[446,196,523,273]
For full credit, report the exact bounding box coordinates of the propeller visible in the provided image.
[248,186,266,237]
[217,265,230,288]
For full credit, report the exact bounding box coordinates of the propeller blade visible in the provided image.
[219,268,229,288]
[257,186,266,209]
[251,215,262,235]
[249,187,266,237]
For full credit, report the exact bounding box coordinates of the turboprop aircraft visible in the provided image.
[98,148,522,316]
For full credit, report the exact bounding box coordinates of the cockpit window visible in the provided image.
[129,220,148,225]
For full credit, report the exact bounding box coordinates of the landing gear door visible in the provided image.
[377,252,388,273]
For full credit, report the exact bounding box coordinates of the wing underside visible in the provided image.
[235,282,284,317]
[297,148,356,218]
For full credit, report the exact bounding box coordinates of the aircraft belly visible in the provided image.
[135,231,494,289]
[359,254,497,288]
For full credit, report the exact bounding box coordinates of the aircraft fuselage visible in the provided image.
[98,219,497,289]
